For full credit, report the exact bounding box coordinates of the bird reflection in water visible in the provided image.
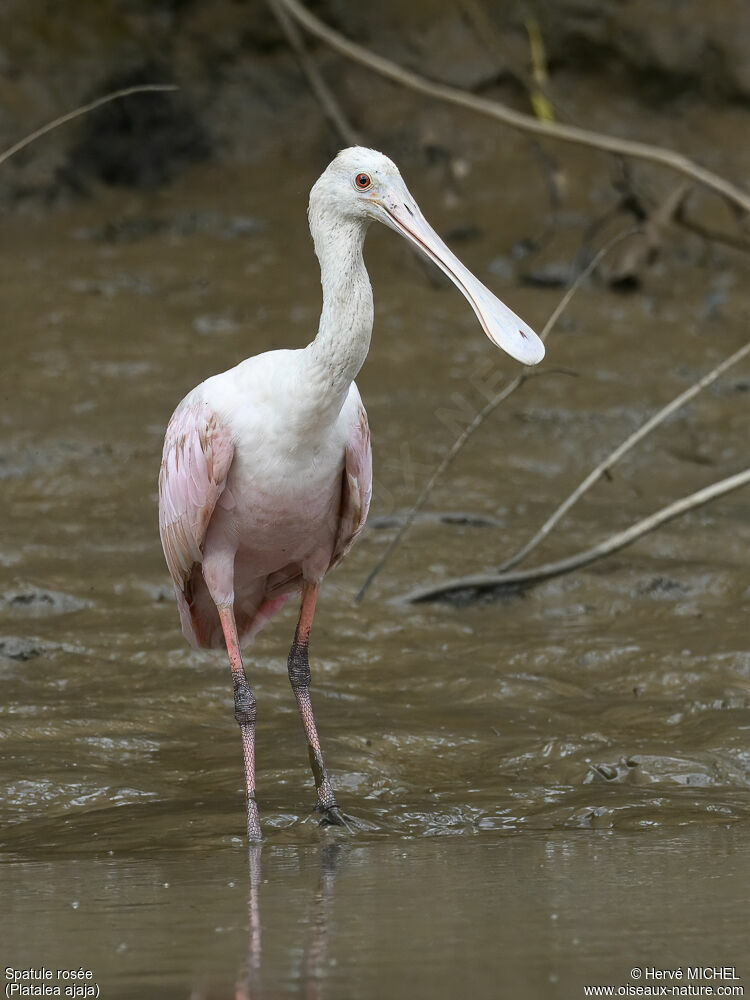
[189,844,345,999]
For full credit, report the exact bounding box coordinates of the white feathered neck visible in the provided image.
[303,183,374,416]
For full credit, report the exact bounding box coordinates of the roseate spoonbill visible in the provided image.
[158,147,544,840]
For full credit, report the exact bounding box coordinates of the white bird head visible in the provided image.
[309,146,545,366]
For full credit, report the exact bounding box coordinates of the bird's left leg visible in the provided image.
[288,582,349,829]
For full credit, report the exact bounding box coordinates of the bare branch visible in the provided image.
[498,337,750,573]
[0,85,179,169]
[406,468,750,604]
[275,0,750,214]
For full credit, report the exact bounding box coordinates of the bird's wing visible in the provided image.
[158,399,234,592]
[329,400,372,571]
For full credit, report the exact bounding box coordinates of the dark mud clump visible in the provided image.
[65,64,211,191]
[0,587,90,617]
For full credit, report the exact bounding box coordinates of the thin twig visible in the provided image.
[266,0,359,147]
[355,227,640,603]
[276,0,750,215]
[0,85,179,169]
[405,467,750,603]
[498,337,750,573]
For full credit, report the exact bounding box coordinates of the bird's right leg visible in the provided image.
[203,545,262,841]
[215,603,263,840]
[216,603,262,841]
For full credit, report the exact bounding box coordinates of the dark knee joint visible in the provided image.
[288,640,311,690]
[233,683,257,727]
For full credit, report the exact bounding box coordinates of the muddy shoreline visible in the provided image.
[1,4,749,997]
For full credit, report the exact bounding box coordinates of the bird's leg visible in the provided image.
[288,583,349,829]
[217,605,262,842]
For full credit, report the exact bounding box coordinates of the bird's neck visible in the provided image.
[305,211,373,413]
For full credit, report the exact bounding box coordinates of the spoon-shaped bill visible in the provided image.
[382,201,545,366]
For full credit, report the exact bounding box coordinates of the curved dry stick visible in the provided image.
[0,85,179,169]
[277,0,750,215]
[355,227,640,603]
[498,337,750,573]
[406,467,750,603]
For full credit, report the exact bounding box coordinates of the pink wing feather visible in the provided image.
[329,401,372,570]
[158,399,234,593]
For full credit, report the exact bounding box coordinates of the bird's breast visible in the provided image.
[197,351,363,575]
[216,420,346,563]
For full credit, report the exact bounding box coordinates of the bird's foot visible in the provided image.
[315,802,357,833]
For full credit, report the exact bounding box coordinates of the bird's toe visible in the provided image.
[316,803,358,832]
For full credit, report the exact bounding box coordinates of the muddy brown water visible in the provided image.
[1,149,749,998]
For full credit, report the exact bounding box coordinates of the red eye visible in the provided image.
[355,172,372,190]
